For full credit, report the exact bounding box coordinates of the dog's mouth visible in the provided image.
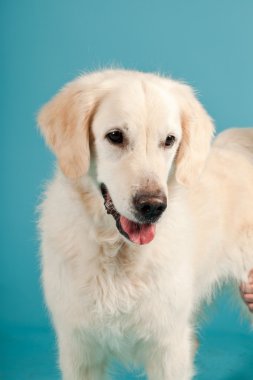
[100,183,156,245]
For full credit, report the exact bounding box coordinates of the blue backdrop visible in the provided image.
[1,1,253,379]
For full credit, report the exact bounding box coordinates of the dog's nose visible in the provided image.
[133,192,167,222]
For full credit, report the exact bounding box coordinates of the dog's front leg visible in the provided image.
[146,326,194,380]
[57,328,108,380]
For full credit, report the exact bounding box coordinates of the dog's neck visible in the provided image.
[73,175,128,257]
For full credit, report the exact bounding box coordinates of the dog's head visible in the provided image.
[38,70,214,245]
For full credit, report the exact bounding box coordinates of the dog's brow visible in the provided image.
[107,123,128,132]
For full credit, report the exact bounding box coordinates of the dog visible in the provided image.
[38,69,253,380]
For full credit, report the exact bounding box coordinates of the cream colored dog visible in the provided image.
[38,70,253,380]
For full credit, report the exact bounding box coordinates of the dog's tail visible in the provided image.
[214,127,253,164]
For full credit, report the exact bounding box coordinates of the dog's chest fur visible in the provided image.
[71,240,192,363]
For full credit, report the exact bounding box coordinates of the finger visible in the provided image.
[248,303,253,312]
[249,269,253,284]
[240,283,253,294]
[243,293,253,303]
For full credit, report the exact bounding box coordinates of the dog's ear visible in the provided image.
[174,83,215,186]
[38,74,105,178]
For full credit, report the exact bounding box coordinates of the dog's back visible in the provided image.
[214,128,253,164]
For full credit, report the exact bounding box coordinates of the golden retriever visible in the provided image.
[38,69,253,380]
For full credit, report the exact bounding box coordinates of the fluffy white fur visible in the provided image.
[38,70,253,380]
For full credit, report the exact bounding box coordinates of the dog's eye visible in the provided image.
[164,135,176,148]
[106,130,124,145]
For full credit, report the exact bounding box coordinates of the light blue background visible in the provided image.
[1,1,253,379]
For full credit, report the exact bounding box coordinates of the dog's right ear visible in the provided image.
[38,73,105,179]
[173,83,215,187]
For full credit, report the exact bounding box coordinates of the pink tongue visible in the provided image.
[119,216,156,245]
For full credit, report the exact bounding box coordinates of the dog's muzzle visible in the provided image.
[100,183,167,245]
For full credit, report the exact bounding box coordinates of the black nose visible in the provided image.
[133,192,167,222]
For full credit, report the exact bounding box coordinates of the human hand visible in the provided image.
[240,269,253,312]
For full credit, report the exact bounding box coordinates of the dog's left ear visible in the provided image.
[174,83,215,186]
[37,72,107,179]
